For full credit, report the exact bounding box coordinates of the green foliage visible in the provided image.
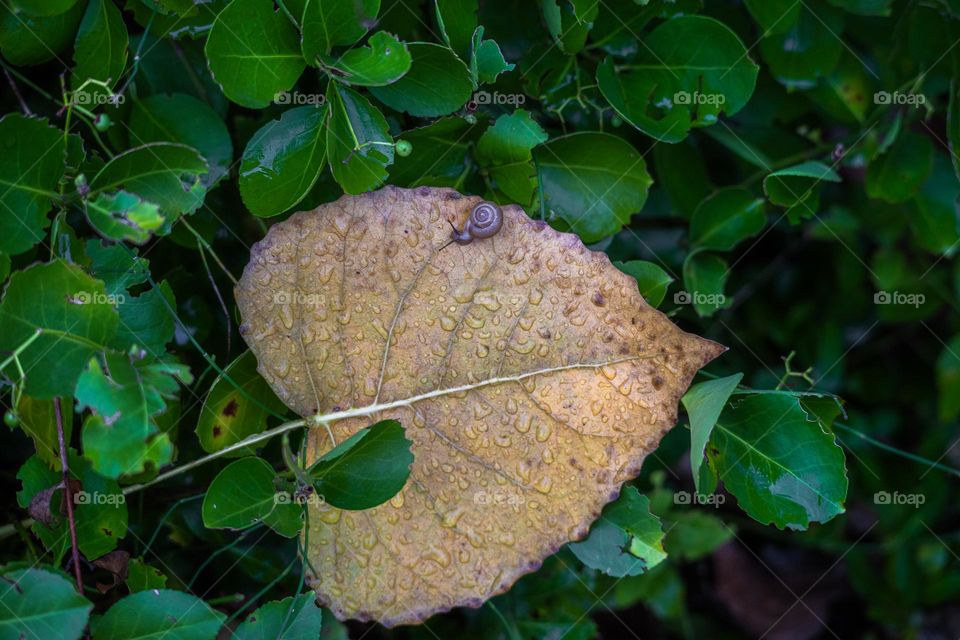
[1,0,958,636]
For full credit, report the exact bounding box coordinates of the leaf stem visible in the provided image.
[181,217,239,286]
[55,398,83,592]
[833,423,960,479]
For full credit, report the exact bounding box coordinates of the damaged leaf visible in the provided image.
[235,186,724,625]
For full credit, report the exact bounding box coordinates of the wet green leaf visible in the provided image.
[369,43,472,117]
[327,31,411,86]
[0,567,91,640]
[326,84,393,194]
[233,594,323,640]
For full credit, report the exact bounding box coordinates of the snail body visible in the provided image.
[451,201,503,245]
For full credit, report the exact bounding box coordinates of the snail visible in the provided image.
[441,201,503,250]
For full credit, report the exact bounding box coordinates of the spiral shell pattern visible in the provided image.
[466,201,503,239]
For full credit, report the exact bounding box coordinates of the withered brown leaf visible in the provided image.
[235,186,724,626]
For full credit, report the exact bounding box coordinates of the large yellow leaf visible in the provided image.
[235,186,724,626]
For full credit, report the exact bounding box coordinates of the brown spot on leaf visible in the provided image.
[222,399,238,417]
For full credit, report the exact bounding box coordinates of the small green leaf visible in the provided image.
[708,393,848,530]
[76,352,190,479]
[613,261,674,308]
[89,143,209,225]
[682,373,743,494]
[309,419,413,510]
[534,132,652,243]
[569,487,666,577]
[328,31,411,86]
[240,105,329,217]
[92,589,225,640]
[85,191,164,245]
[663,511,734,561]
[475,110,547,206]
[13,394,73,470]
[128,93,233,187]
[435,0,477,59]
[203,457,280,529]
[763,161,841,224]
[542,0,599,55]
[111,281,177,355]
[234,594,322,640]
[125,559,168,593]
[470,26,513,85]
[0,567,92,640]
[910,154,960,255]
[369,43,473,117]
[205,0,305,108]
[197,351,287,456]
[759,3,844,89]
[597,16,758,143]
[690,188,766,251]
[326,84,393,194]
[681,252,731,318]
[301,0,380,63]
[0,114,66,256]
[0,261,119,398]
[0,1,85,65]
[71,0,128,104]
[866,132,935,204]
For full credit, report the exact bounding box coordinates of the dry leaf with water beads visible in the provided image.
[235,186,725,626]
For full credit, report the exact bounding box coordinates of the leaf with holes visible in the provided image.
[235,186,724,625]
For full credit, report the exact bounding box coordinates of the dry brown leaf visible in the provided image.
[235,186,724,626]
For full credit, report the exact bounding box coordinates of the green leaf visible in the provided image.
[534,132,652,243]
[301,0,380,63]
[827,0,892,15]
[708,393,848,529]
[866,132,935,204]
[597,16,758,143]
[0,114,66,256]
[13,394,72,470]
[326,84,394,194]
[125,558,168,593]
[680,252,731,318]
[663,511,734,561]
[542,0,599,55]
[470,26,513,85]
[89,143,209,225]
[327,31,411,86]
[910,154,960,256]
[0,261,119,398]
[233,594,323,640]
[613,261,674,308]
[76,352,191,479]
[85,191,164,245]
[71,0,128,104]
[9,0,78,16]
[203,457,280,529]
[763,161,841,224]
[205,0,305,108]
[111,281,177,355]
[569,486,666,577]
[197,351,287,456]
[0,1,85,66]
[435,0,477,59]
[240,105,329,217]
[128,93,234,187]
[808,52,874,124]
[17,454,129,560]
[85,240,151,297]
[936,335,960,422]
[759,2,844,89]
[133,33,229,116]
[92,589,225,640]
[950,80,960,184]
[743,0,801,34]
[682,373,742,494]
[308,419,413,510]
[475,110,548,206]
[388,116,483,186]
[0,567,92,640]
[369,43,473,117]
[690,188,766,251]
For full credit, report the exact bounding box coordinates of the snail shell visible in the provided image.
[451,201,503,245]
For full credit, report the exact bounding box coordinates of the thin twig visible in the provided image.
[4,68,31,115]
[55,398,83,592]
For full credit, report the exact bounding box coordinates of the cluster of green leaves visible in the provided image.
[0,0,958,638]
